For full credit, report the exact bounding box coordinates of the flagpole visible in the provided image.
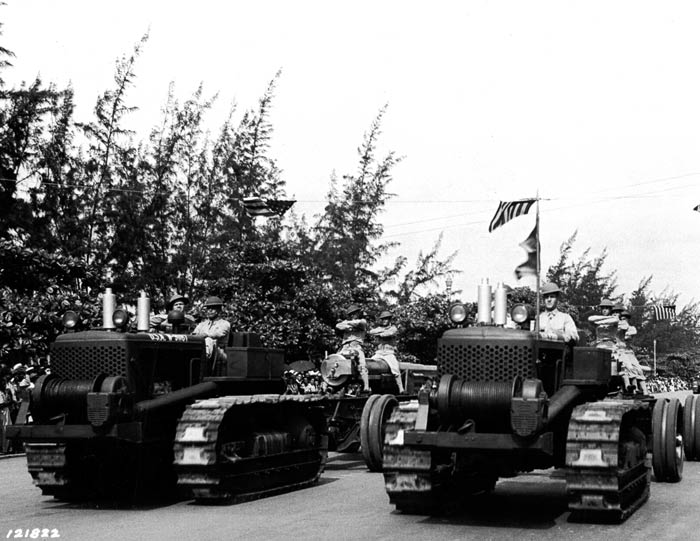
[535,191,540,336]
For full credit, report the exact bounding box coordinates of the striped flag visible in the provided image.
[488,199,536,232]
[653,305,676,321]
[242,197,295,217]
[514,224,539,280]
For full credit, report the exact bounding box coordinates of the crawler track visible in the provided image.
[174,394,328,503]
[381,399,439,513]
[565,399,651,522]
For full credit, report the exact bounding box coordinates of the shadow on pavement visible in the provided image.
[324,452,367,471]
[409,478,569,530]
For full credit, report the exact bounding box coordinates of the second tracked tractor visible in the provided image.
[380,280,688,522]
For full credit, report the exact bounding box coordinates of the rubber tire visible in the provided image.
[361,394,398,472]
[652,397,684,482]
[683,394,700,460]
[360,394,381,464]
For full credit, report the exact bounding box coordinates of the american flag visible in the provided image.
[653,305,676,321]
[242,197,295,217]
[488,199,536,232]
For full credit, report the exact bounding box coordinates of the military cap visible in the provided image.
[203,296,224,307]
[167,294,189,310]
[345,304,362,317]
[541,282,562,296]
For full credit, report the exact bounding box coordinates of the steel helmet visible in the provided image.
[203,296,224,308]
[378,310,393,320]
[541,282,561,296]
[167,294,189,310]
[345,304,362,317]
[599,299,614,308]
[612,303,624,313]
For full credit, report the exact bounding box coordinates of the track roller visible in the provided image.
[360,394,398,472]
[652,397,684,482]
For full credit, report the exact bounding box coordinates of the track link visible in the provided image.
[25,443,73,496]
[174,394,329,503]
[382,399,438,513]
[565,399,651,522]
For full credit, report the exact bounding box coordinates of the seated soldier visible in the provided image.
[617,309,648,393]
[336,304,370,392]
[150,294,196,332]
[192,296,231,365]
[369,311,404,393]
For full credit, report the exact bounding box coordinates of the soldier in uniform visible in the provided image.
[589,302,647,393]
[336,305,370,392]
[617,310,648,393]
[150,294,196,332]
[588,299,618,349]
[369,311,404,393]
[192,296,231,364]
[538,282,579,344]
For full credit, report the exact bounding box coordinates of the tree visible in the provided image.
[313,106,399,293]
[546,231,618,326]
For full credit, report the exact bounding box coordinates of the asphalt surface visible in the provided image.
[1,392,697,541]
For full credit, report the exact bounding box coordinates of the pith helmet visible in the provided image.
[599,299,614,308]
[167,294,189,310]
[378,310,393,320]
[541,282,561,296]
[612,303,624,313]
[203,296,224,307]
[620,310,631,318]
[345,304,362,317]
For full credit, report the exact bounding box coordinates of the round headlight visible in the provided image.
[449,303,468,324]
[112,309,130,329]
[511,304,532,324]
[62,310,79,330]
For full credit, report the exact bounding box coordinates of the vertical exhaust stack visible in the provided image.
[494,282,508,326]
[477,278,492,325]
[136,291,150,332]
[102,288,116,330]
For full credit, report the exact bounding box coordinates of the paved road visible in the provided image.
[1,392,697,541]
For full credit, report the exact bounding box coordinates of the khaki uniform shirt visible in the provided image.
[539,309,579,343]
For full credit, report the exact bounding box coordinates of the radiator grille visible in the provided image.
[438,342,534,382]
[51,343,128,380]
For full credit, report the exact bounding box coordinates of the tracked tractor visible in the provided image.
[6,290,328,503]
[376,281,693,522]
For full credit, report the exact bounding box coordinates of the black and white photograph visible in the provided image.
[1,1,700,539]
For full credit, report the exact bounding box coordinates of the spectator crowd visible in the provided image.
[0,362,46,454]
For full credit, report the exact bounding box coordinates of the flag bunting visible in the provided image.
[514,224,539,280]
[488,199,536,232]
[243,197,295,217]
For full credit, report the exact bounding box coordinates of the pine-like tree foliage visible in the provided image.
[0,78,61,239]
[0,3,15,86]
[78,34,146,270]
[315,105,399,291]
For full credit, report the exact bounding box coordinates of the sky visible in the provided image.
[3,0,700,307]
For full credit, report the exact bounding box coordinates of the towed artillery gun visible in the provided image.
[304,349,436,454]
[369,281,699,522]
[7,290,328,503]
